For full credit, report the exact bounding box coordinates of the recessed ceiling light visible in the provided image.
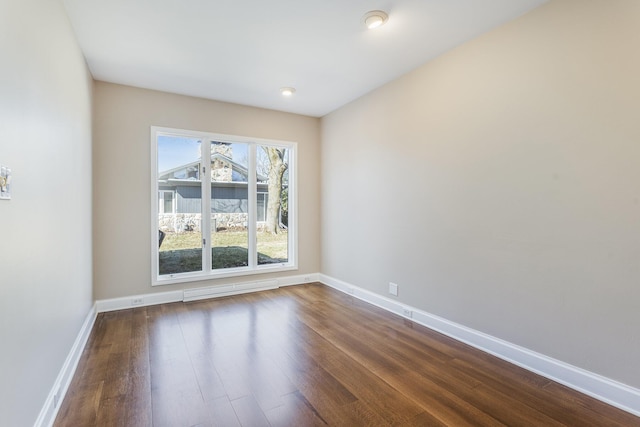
[281,87,296,97]
[363,10,388,30]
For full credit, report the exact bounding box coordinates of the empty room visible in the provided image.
[1,0,639,426]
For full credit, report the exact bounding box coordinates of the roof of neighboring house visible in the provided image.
[160,179,269,189]
[158,153,268,183]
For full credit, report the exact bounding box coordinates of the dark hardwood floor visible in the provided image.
[55,283,639,426]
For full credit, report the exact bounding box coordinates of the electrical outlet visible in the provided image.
[388,282,398,296]
[402,307,413,318]
[132,297,143,306]
[304,276,311,283]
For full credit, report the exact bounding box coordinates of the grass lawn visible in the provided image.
[159,230,288,275]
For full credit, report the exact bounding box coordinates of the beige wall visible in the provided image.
[322,0,640,388]
[93,82,321,300]
[0,0,94,425]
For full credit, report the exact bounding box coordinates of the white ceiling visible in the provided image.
[63,0,548,117]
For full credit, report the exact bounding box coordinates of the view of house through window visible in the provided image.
[153,128,294,283]
[209,141,249,269]
[159,191,175,214]
[157,135,203,275]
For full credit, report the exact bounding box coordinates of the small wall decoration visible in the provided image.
[0,165,12,200]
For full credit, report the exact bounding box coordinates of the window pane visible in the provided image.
[257,193,267,222]
[163,192,174,213]
[157,135,203,275]
[257,145,288,265]
[210,141,248,269]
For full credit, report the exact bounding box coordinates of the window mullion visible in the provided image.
[248,144,257,268]
[201,140,212,274]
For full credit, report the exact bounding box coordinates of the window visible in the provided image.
[151,127,296,285]
[257,192,268,222]
[159,191,175,214]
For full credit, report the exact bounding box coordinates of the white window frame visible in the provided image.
[158,190,176,214]
[257,191,268,223]
[151,126,298,286]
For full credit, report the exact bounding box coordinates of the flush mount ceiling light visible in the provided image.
[281,87,296,97]
[363,10,388,30]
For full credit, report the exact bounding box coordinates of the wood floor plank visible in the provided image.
[400,410,449,427]
[124,308,152,427]
[264,390,328,427]
[542,381,639,427]
[373,367,507,427]
[207,395,242,427]
[230,394,271,427]
[449,357,611,427]
[54,381,103,427]
[54,283,640,427]
[95,395,129,427]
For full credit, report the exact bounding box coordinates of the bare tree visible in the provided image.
[256,148,271,178]
[264,147,288,234]
[241,149,270,177]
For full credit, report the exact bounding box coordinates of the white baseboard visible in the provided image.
[279,272,319,287]
[34,304,97,427]
[95,273,319,312]
[96,290,184,312]
[183,279,279,302]
[319,274,640,417]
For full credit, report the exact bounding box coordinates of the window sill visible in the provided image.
[152,263,298,286]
